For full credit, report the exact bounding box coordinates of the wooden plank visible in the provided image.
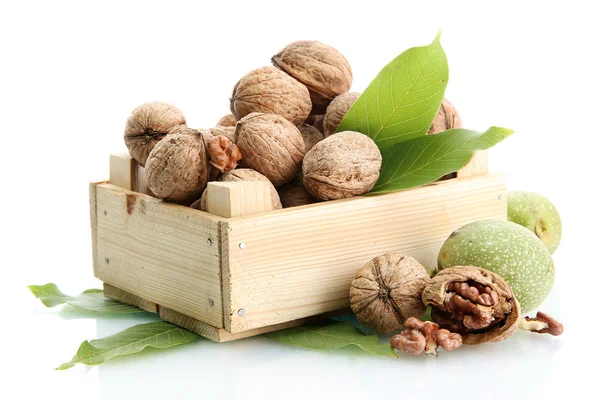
[206,181,272,218]
[160,305,350,342]
[89,182,100,277]
[109,153,134,190]
[457,151,488,178]
[93,182,225,328]
[222,174,507,333]
[104,283,159,313]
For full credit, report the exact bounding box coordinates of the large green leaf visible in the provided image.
[58,322,199,370]
[338,33,448,149]
[263,321,396,358]
[371,126,513,193]
[28,283,144,314]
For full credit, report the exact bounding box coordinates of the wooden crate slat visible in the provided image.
[104,283,159,313]
[222,174,507,333]
[93,183,224,328]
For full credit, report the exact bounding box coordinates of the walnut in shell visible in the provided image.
[272,41,352,114]
[210,126,236,144]
[216,114,237,127]
[235,113,305,187]
[422,265,521,345]
[192,168,283,212]
[230,66,311,125]
[124,102,186,167]
[280,185,318,208]
[349,253,431,336]
[297,123,324,153]
[305,114,325,134]
[302,131,382,200]
[428,98,462,135]
[323,92,360,136]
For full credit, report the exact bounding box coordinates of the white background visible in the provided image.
[1,0,598,399]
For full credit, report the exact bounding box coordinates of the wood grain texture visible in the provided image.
[109,153,153,195]
[104,283,159,313]
[93,182,225,327]
[89,182,100,277]
[223,174,507,333]
[206,181,272,218]
[457,151,488,178]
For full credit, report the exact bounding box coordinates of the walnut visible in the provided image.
[519,311,564,336]
[280,185,318,208]
[192,168,283,212]
[305,114,325,134]
[230,66,311,125]
[235,113,305,187]
[146,129,242,205]
[323,92,361,136]
[428,98,462,135]
[422,266,521,345]
[391,317,463,356]
[124,102,186,167]
[349,253,431,336]
[302,131,382,200]
[272,41,353,114]
[297,123,324,153]
[216,113,237,127]
[210,126,236,143]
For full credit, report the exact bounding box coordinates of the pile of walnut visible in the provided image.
[349,252,563,357]
[123,40,461,209]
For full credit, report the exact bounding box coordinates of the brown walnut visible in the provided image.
[391,317,463,356]
[349,253,431,336]
[280,185,318,208]
[235,113,305,187]
[323,92,361,136]
[272,40,353,114]
[428,98,462,135]
[124,102,186,167]
[230,66,311,125]
[297,123,324,153]
[305,114,325,134]
[302,131,382,200]
[191,168,283,212]
[210,126,236,143]
[216,114,237,127]
[422,265,521,345]
[519,311,564,336]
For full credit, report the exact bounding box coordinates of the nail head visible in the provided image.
[238,309,245,316]
[239,242,246,249]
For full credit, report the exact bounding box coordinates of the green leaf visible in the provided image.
[371,127,513,193]
[263,321,397,358]
[58,322,199,370]
[338,33,448,149]
[28,283,144,314]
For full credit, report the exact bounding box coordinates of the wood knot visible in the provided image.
[126,193,137,214]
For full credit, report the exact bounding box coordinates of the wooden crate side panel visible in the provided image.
[224,174,507,333]
[104,283,159,313]
[93,183,224,327]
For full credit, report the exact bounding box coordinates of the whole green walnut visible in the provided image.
[437,219,555,313]
[508,191,562,254]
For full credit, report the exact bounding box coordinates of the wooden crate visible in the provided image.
[90,151,506,341]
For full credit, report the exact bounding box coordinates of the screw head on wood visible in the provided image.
[105,257,110,264]
[209,299,215,307]
[239,242,246,249]
[238,309,245,316]
[103,210,107,216]
[207,238,213,246]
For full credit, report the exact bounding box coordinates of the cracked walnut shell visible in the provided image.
[349,253,431,336]
[272,40,352,114]
[422,265,521,345]
[124,101,186,167]
[235,113,305,187]
[302,131,382,200]
[230,66,311,125]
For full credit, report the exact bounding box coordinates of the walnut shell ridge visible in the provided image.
[235,113,305,188]
[302,131,382,200]
[428,98,462,135]
[323,92,361,136]
[230,66,311,125]
[272,41,353,114]
[422,266,521,345]
[124,101,186,167]
[145,131,210,205]
[350,253,431,336]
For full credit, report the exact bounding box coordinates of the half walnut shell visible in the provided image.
[422,265,521,345]
[349,252,431,336]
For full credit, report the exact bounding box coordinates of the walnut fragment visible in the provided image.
[230,66,311,125]
[272,40,353,113]
[349,253,431,336]
[124,101,186,167]
[422,266,521,345]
